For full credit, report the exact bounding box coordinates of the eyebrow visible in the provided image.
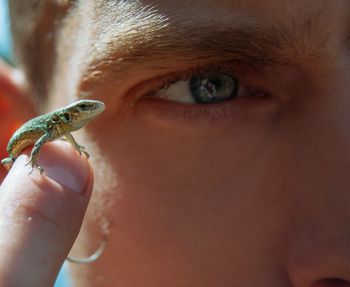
[79,15,325,86]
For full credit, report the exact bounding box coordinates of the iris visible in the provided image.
[189,73,238,104]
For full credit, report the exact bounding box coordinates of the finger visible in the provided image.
[0,141,93,287]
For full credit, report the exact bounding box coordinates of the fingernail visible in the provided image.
[42,157,90,194]
[16,145,91,194]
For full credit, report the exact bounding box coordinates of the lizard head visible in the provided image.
[60,100,105,131]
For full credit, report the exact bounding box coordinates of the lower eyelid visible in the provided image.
[135,92,276,126]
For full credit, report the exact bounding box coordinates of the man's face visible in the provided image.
[35,0,350,285]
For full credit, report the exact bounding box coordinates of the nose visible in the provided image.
[284,80,350,287]
[287,218,350,287]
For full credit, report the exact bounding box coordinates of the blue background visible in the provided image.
[0,0,71,286]
[0,0,12,63]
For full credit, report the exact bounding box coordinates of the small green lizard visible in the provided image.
[1,99,107,264]
[1,100,105,174]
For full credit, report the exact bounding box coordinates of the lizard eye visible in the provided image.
[63,113,70,121]
[79,104,87,109]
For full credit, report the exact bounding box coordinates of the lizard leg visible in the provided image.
[60,136,86,152]
[1,157,14,171]
[63,133,89,159]
[26,133,51,174]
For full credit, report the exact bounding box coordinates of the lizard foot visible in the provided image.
[25,160,44,175]
[81,150,90,159]
[76,145,89,159]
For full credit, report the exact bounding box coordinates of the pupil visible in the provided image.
[189,73,238,104]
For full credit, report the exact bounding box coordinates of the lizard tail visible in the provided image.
[1,157,14,171]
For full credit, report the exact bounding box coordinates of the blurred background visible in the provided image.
[0,1,71,286]
[0,0,12,64]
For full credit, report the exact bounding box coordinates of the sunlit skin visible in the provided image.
[3,0,350,286]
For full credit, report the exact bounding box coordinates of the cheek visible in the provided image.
[79,90,350,285]
[82,108,297,282]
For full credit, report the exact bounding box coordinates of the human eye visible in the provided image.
[132,64,274,124]
[154,72,244,104]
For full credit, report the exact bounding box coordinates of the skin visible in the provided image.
[1,0,350,286]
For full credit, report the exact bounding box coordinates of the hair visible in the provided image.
[8,1,71,104]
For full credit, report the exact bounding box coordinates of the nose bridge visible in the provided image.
[285,79,350,183]
[285,82,350,286]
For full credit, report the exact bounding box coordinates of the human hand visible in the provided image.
[0,142,93,286]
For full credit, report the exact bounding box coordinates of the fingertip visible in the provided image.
[0,141,95,286]
[38,141,93,194]
[2,141,94,197]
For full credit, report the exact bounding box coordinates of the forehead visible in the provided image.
[64,0,348,64]
[51,0,349,101]
[92,0,346,22]
[72,0,349,52]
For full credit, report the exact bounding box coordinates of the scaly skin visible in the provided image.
[0,99,106,264]
[1,100,105,174]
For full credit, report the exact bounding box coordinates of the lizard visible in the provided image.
[1,99,105,174]
[1,99,107,264]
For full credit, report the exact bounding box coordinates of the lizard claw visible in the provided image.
[75,145,89,159]
[76,150,89,159]
[82,151,90,159]
[25,160,44,175]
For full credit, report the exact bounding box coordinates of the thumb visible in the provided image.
[0,141,93,287]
